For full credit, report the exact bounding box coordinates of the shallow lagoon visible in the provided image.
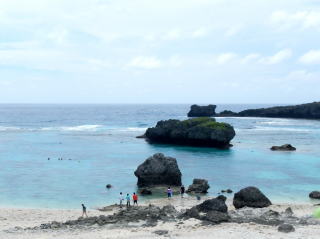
[0,104,319,208]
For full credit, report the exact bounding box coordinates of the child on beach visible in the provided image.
[126,193,131,207]
[81,204,88,218]
[167,187,173,198]
[119,192,124,208]
[133,192,138,206]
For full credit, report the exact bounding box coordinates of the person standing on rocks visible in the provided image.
[180,185,185,198]
[126,193,131,207]
[167,187,173,198]
[81,204,88,218]
[119,192,124,208]
[133,192,138,206]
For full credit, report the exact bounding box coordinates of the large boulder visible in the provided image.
[187,104,216,117]
[309,191,320,199]
[134,153,182,187]
[233,187,272,209]
[196,198,228,213]
[270,144,296,151]
[187,179,210,193]
[144,117,235,148]
[278,224,295,233]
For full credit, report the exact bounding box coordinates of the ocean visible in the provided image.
[0,104,320,209]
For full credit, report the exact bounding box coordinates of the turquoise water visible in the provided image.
[0,104,320,209]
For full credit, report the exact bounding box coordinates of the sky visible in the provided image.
[0,0,319,104]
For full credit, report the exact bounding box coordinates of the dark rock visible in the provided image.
[144,117,235,148]
[284,207,294,217]
[271,144,296,151]
[154,230,169,235]
[134,153,182,187]
[218,110,238,117]
[233,187,272,209]
[136,134,146,139]
[221,189,233,193]
[201,211,230,224]
[140,189,153,195]
[278,224,295,233]
[216,195,227,202]
[187,179,210,193]
[106,184,112,189]
[196,198,228,213]
[183,207,201,219]
[309,191,320,199]
[235,102,320,119]
[187,104,216,117]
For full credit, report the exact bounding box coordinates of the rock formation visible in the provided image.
[144,117,235,148]
[134,153,182,187]
[270,144,296,151]
[187,104,216,117]
[216,102,320,119]
[309,191,320,199]
[186,179,210,193]
[233,186,272,209]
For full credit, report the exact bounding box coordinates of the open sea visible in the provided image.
[0,104,320,209]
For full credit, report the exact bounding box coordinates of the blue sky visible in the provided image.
[0,0,319,103]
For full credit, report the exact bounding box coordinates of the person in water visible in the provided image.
[126,193,131,207]
[180,185,185,198]
[81,204,88,218]
[132,192,138,206]
[119,192,124,208]
[167,187,173,198]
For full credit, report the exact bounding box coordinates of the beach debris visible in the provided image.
[309,191,320,199]
[278,224,295,233]
[270,144,296,151]
[134,153,182,187]
[153,230,169,235]
[233,186,272,209]
[186,179,210,194]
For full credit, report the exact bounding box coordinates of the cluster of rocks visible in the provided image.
[144,118,235,148]
[30,205,178,230]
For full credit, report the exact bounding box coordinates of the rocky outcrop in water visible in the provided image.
[233,187,272,209]
[270,144,296,151]
[144,117,235,148]
[134,153,182,187]
[216,102,320,119]
[187,105,216,117]
[187,179,210,193]
[309,191,320,199]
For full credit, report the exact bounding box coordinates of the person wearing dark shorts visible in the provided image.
[133,192,138,205]
[180,185,185,198]
[167,187,172,198]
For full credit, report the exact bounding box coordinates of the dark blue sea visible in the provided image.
[0,104,320,209]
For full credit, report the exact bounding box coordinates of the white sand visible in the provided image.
[1,195,320,239]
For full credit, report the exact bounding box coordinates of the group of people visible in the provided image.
[167,185,185,198]
[81,185,186,217]
[119,192,139,208]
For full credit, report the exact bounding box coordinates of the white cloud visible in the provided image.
[163,29,181,40]
[128,56,162,69]
[168,55,183,67]
[215,53,238,65]
[260,49,292,64]
[192,27,209,38]
[225,25,243,37]
[299,50,320,64]
[270,10,320,30]
[241,53,261,64]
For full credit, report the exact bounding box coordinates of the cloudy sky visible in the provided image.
[0,0,319,103]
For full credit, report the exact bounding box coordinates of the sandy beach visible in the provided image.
[1,196,320,239]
